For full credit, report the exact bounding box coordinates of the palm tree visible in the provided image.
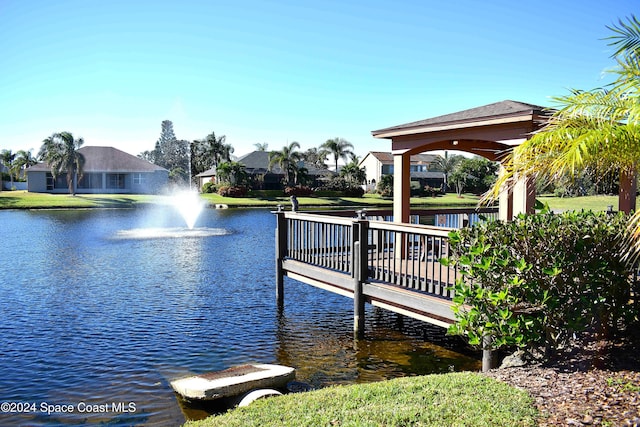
[302,147,329,169]
[432,151,462,192]
[484,15,640,257]
[38,132,85,195]
[321,137,354,171]
[216,161,247,186]
[1,149,16,190]
[254,142,269,151]
[196,132,232,169]
[269,142,302,186]
[340,161,366,185]
[14,149,38,180]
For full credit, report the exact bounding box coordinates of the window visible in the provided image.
[410,165,427,172]
[78,173,103,189]
[133,173,145,185]
[46,173,54,190]
[46,172,67,190]
[106,173,125,189]
[381,164,394,174]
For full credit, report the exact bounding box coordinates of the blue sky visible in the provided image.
[0,0,636,159]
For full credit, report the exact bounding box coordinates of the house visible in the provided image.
[195,167,216,189]
[358,151,444,192]
[196,151,334,191]
[27,146,169,194]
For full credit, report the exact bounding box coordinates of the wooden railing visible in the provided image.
[366,220,456,299]
[277,207,497,298]
[274,207,499,371]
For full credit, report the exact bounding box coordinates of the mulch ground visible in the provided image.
[484,331,640,426]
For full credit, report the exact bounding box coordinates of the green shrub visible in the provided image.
[284,186,313,196]
[217,185,247,197]
[317,176,364,197]
[201,182,218,194]
[442,209,637,354]
[377,175,393,197]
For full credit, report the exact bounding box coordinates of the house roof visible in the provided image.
[362,151,439,165]
[238,151,283,173]
[27,146,167,173]
[238,151,333,176]
[372,100,549,137]
[195,167,216,178]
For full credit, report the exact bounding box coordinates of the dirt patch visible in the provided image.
[484,332,640,426]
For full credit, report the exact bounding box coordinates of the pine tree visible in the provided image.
[153,120,189,184]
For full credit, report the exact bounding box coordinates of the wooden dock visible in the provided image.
[274,208,498,371]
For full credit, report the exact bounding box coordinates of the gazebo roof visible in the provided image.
[371,100,551,160]
[372,100,549,138]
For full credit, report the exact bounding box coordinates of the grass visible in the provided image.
[537,194,639,212]
[0,190,159,209]
[184,372,537,427]
[202,192,482,208]
[0,190,481,210]
[1,189,630,213]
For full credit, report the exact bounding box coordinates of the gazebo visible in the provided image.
[371,100,552,223]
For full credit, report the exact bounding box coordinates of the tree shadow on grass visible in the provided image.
[74,196,138,208]
[0,196,20,208]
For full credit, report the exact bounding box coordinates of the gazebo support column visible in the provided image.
[393,151,411,224]
[498,166,514,221]
[619,167,637,214]
[512,175,536,216]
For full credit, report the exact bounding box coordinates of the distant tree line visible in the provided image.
[137,120,367,194]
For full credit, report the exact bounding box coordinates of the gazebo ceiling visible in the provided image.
[371,100,551,161]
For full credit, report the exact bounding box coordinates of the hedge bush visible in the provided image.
[441,209,638,354]
[201,182,218,194]
[319,177,364,197]
[284,186,313,196]
[217,185,247,197]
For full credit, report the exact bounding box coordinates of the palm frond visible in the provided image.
[605,15,640,59]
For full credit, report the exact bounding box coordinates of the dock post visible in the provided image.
[275,208,286,311]
[482,335,496,372]
[353,240,364,338]
[353,212,369,339]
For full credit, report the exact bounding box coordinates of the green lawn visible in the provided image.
[538,194,637,212]
[0,189,630,212]
[0,191,160,209]
[0,191,481,210]
[184,372,537,427]
[202,192,482,208]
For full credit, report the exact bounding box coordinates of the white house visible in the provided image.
[358,151,444,192]
[27,146,168,194]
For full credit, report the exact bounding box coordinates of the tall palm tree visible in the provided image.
[14,149,38,180]
[254,142,269,151]
[197,132,232,169]
[321,137,354,171]
[1,149,16,190]
[216,161,247,186]
[38,132,85,195]
[340,160,366,185]
[269,142,302,186]
[433,151,462,193]
[302,147,329,169]
[485,15,640,257]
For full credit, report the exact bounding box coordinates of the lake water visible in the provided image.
[0,207,479,426]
